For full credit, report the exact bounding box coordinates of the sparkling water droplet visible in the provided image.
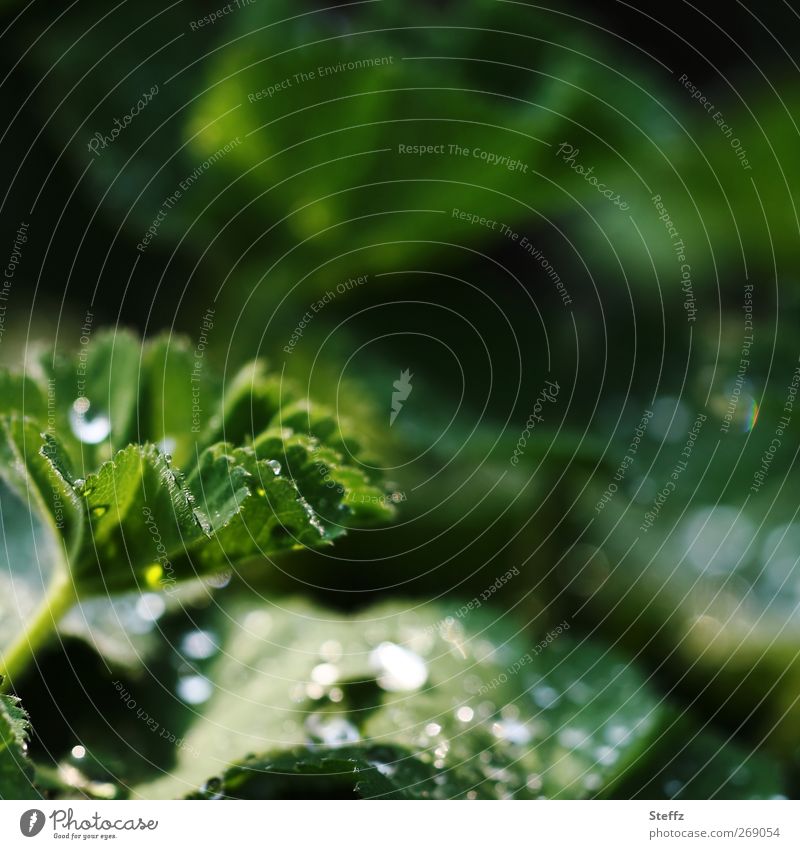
[70,745,86,759]
[366,748,399,777]
[583,773,602,791]
[493,719,532,745]
[682,506,755,574]
[136,593,166,622]
[595,745,618,766]
[305,714,360,748]
[532,684,560,709]
[311,663,339,686]
[319,640,342,662]
[606,724,631,745]
[648,396,691,443]
[177,675,213,705]
[455,706,474,723]
[181,629,218,660]
[266,459,282,475]
[207,570,232,588]
[306,683,325,700]
[370,642,428,692]
[558,728,589,749]
[526,774,543,792]
[158,437,177,455]
[69,398,111,444]
[243,610,272,635]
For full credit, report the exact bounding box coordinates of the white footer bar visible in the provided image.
[0,800,795,848]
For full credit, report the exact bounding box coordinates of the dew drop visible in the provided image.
[266,459,282,476]
[305,714,360,748]
[606,724,631,745]
[136,593,166,622]
[455,706,474,723]
[208,570,232,589]
[595,745,618,766]
[243,610,272,635]
[532,684,560,709]
[583,773,602,791]
[320,640,343,662]
[177,674,213,705]
[492,719,532,745]
[682,506,755,574]
[558,728,589,749]
[69,398,112,444]
[306,683,325,700]
[366,749,399,777]
[71,745,86,759]
[181,629,219,660]
[158,437,177,455]
[311,663,339,686]
[526,774,543,792]
[370,642,428,692]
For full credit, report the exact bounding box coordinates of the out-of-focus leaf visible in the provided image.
[559,367,800,749]
[612,720,786,800]
[133,597,666,799]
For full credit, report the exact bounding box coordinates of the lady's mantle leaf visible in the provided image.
[0,331,393,602]
[133,598,666,800]
[0,694,36,799]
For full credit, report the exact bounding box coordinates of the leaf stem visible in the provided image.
[0,576,76,693]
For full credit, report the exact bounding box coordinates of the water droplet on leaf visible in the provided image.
[370,642,428,692]
[69,397,111,444]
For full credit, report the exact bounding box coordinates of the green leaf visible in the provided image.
[72,443,204,594]
[0,371,46,420]
[612,720,787,800]
[0,694,36,799]
[132,598,665,799]
[187,745,432,800]
[139,333,219,469]
[3,330,391,594]
[39,329,142,472]
[566,394,800,748]
[0,331,392,689]
[0,417,75,664]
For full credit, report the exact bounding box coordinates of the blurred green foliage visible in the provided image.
[0,0,798,800]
